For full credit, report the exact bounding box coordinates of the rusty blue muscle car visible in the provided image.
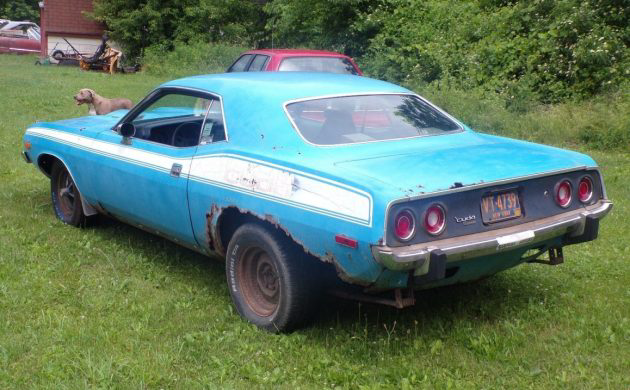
[22,72,612,332]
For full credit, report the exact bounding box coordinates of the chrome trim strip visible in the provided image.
[8,47,39,53]
[282,92,466,148]
[373,200,612,271]
[382,165,602,246]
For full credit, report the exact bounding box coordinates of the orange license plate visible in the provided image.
[481,190,522,224]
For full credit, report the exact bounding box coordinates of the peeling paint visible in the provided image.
[205,205,372,286]
[323,251,372,286]
[189,155,372,226]
[446,180,484,190]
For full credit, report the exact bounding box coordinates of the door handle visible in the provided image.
[170,163,182,177]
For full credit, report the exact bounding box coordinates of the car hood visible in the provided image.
[332,132,596,197]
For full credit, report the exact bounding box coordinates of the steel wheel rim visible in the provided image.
[238,247,280,317]
[56,170,76,217]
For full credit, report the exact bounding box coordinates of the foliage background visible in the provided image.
[3,0,627,110]
[0,0,39,21]
[86,0,630,105]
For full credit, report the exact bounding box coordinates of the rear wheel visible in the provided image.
[51,161,86,227]
[226,223,318,332]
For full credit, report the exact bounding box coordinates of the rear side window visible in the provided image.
[228,54,253,72]
[286,94,461,146]
[248,55,269,71]
[278,57,358,75]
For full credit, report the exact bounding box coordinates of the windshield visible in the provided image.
[278,57,358,75]
[286,94,461,146]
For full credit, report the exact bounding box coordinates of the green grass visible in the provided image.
[0,54,628,388]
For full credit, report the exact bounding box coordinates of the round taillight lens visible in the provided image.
[578,177,593,203]
[424,204,446,235]
[394,210,415,241]
[555,180,572,208]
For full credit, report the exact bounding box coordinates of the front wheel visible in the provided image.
[226,223,319,332]
[51,161,87,227]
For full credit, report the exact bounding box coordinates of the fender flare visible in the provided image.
[37,153,98,217]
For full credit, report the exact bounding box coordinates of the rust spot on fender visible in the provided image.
[204,205,369,285]
[324,251,371,286]
[205,204,221,252]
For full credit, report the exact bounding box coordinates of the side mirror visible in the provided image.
[119,122,135,145]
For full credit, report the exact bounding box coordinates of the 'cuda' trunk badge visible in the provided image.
[454,215,476,225]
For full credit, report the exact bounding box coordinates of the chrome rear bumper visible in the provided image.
[373,200,613,271]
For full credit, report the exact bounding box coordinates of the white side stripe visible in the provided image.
[190,156,371,224]
[26,127,373,226]
[27,128,192,173]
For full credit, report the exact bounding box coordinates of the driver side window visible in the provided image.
[130,92,225,147]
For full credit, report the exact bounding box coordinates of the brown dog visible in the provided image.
[74,88,133,115]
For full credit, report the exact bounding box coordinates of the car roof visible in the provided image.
[241,49,351,58]
[0,21,38,30]
[161,72,409,104]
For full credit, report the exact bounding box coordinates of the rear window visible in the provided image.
[286,94,461,146]
[278,57,358,75]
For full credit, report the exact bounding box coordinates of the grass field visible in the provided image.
[0,54,628,388]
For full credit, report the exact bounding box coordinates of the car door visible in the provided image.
[91,88,217,248]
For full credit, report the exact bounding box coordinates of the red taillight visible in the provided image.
[555,180,572,208]
[578,177,593,203]
[394,210,415,241]
[335,234,358,249]
[424,204,446,235]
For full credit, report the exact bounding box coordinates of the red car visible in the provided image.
[227,49,363,75]
[0,21,41,54]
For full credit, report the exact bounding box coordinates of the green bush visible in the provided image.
[0,0,39,21]
[263,0,380,57]
[358,0,629,103]
[142,41,247,78]
[93,0,628,104]
[91,0,263,60]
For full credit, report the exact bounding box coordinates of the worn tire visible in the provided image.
[226,223,318,332]
[50,161,87,227]
[51,50,64,60]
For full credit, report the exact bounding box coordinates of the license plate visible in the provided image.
[481,190,522,224]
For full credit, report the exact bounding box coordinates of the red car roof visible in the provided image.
[243,49,349,58]
[229,49,363,75]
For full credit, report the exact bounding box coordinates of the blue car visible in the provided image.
[22,73,612,332]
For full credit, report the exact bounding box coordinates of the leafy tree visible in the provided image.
[90,0,628,102]
[359,0,629,103]
[0,0,39,22]
[263,0,381,57]
[90,0,265,60]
